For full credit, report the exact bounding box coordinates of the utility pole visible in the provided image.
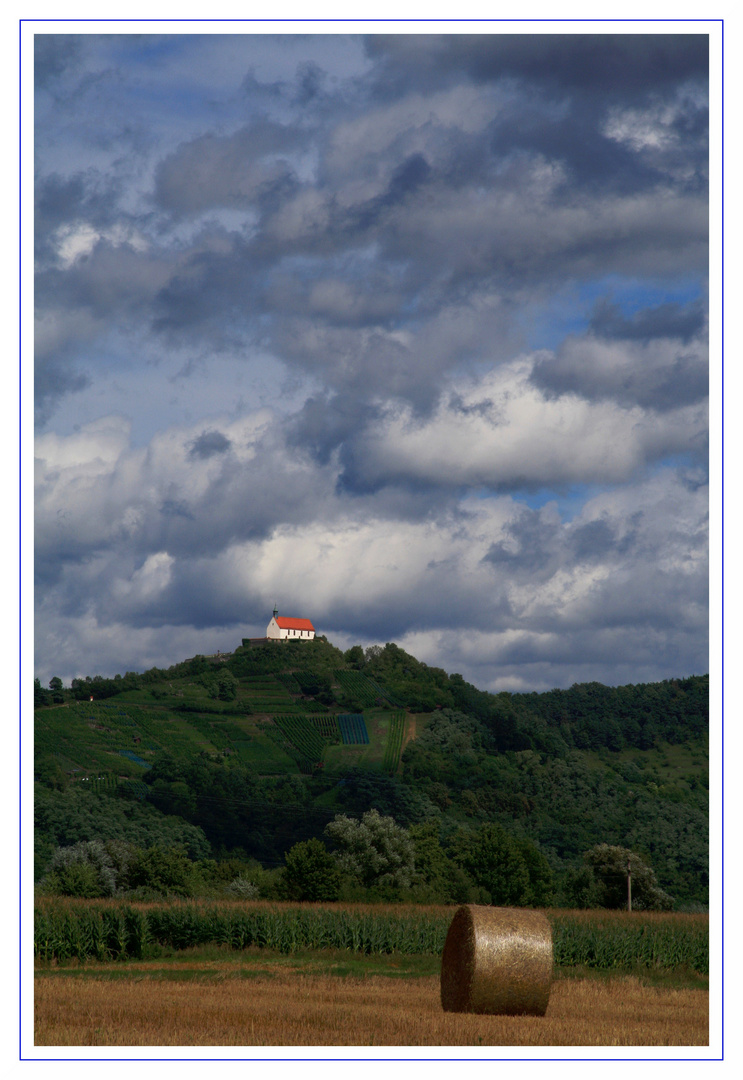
[627,856,632,912]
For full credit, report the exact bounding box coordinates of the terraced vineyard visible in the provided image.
[310,715,341,743]
[35,703,179,776]
[334,671,381,707]
[240,676,297,713]
[382,711,407,774]
[338,714,370,745]
[261,716,327,772]
[334,670,402,708]
[367,678,405,708]
[274,673,302,694]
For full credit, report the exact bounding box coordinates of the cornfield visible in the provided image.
[34,902,708,973]
[34,903,446,961]
[550,912,709,973]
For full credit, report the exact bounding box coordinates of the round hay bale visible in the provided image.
[440,905,553,1015]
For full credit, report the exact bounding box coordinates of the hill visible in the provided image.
[34,637,708,908]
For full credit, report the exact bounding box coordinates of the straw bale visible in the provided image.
[440,905,552,1015]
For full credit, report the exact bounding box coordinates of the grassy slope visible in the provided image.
[34,640,706,816]
[35,653,417,782]
[35,640,708,904]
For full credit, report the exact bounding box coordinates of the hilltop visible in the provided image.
[34,637,708,908]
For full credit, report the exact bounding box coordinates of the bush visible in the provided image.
[282,838,341,902]
[225,876,261,899]
[42,840,118,898]
[125,846,197,897]
[582,844,674,911]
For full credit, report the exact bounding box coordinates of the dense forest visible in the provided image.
[34,638,708,910]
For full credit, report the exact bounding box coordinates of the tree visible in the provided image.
[282,838,341,901]
[48,676,65,703]
[560,865,599,909]
[42,840,118,897]
[408,820,451,895]
[324,809,415,892]
[515,837,554,907]
[34,679,51,707]
[449,823,531,906]
[582,844,673,910]
[216,670,239,701]
[407,820,475,903]
[125,846,196,897]
[34,754,67,791]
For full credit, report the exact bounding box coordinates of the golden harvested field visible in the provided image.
[35,958,708,1047]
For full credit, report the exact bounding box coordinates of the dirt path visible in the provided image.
[402,714,417,753]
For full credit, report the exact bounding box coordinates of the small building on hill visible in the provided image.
[266,608,316,642]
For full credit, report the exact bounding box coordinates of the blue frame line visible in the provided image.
[18,14,22,1063]
[18,17,721,22]
[20,16,721,1062]
[719,16,725,1063]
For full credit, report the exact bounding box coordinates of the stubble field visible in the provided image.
[35,950,708,1047]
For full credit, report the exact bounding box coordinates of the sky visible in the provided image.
[32,28,711,693]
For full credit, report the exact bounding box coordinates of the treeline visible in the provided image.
[449,673,708,754]
[400,709,708,905]
[352,643,707,753]
[34,787,674,913]
[35,753,681,910]
[36,640,708,757]
[34,639,708,909]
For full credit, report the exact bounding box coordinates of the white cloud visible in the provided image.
[603,82,708,153]
[52,221,149,268]
[351,357,706,490]
[32,34,710,692]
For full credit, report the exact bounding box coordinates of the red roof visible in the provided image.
[275,617,315,631]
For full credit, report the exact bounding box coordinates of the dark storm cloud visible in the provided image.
[34,35,83,89]
[569,515,639,561]
[154,121,307,215]
[188,430,232,459]
[34,173,122,265]
[152,240,262,341]
[481,506,640,582]
[489,110,672,195]
[294,60,328,105]
[36,31,708,432]
[159,499,194,520]
[101,557,259,631]
[36,241,175,328]
[364,35,708,98]
[363,35,708,198]
[264,261,405,329]
[34,356,91,425]
[531,314,709,412]
[588,297,707,342]
[271,320,442,412]
[484,509,561,576]
[350,152,434,230]
[286,394,381,467]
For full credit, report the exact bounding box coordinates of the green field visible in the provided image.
[35,670,410,784]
